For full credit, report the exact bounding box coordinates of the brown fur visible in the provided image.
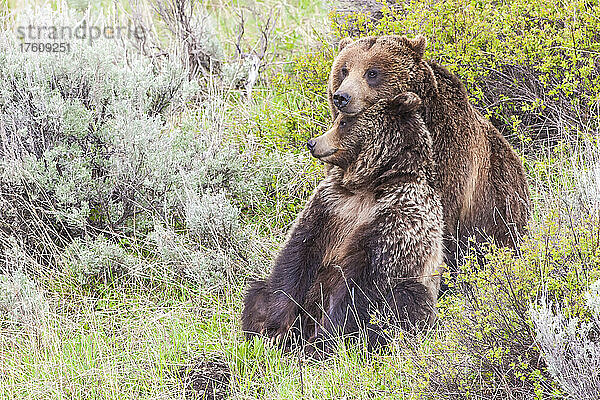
[328,35,531,266]
[241,93,444,355]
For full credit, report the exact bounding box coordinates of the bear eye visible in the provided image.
[339,120,347,128]
[341,67,349,78]
[367,69,378,79]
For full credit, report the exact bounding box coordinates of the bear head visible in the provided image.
[329,35,436,118]
[308,91,432,185]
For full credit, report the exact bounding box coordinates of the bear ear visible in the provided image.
[389,92,421,115]
[402,35,427,60]
[338,37,354,52]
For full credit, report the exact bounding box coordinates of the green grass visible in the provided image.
[0,274,450,399]
[1,282,233,398]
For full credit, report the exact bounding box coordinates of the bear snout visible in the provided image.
[333,92,351,110]
[308,134,338,160]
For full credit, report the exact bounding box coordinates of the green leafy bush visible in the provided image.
[430,213,600,398]
[265,48,333,151]
[331,0,600,147]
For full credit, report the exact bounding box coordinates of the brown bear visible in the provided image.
[241,92,444,354]
[328,35,531,267]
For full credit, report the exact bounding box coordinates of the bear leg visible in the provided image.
[384,279,436,330]
[303,279,376,358]
[241,280,270,339]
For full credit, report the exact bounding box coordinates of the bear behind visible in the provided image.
[328,35,531,268]
[242,92,444,355]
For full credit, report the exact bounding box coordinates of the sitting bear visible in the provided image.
[241,92,444,354]
[328,35,531,267]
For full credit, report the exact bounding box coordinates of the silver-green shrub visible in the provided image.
[0,5,317,289]
[61,235,141,286]
[0,9,198,258]
[185,190,241,248]
[531,281,600,400]
[0,237,49,330]
[0,269,49,328]
[586,280,600,316]
[146,223,232,289]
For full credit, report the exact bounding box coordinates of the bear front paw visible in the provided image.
[262,307,299,347]
[263,319,292,339]
[303,333,335,360]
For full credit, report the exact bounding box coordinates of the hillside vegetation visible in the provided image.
[0,0,599,399]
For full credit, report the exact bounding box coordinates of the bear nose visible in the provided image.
[333,92,351,109]
[306,139,316,152]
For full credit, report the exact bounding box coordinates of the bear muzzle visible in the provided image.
[307,137,338,160]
